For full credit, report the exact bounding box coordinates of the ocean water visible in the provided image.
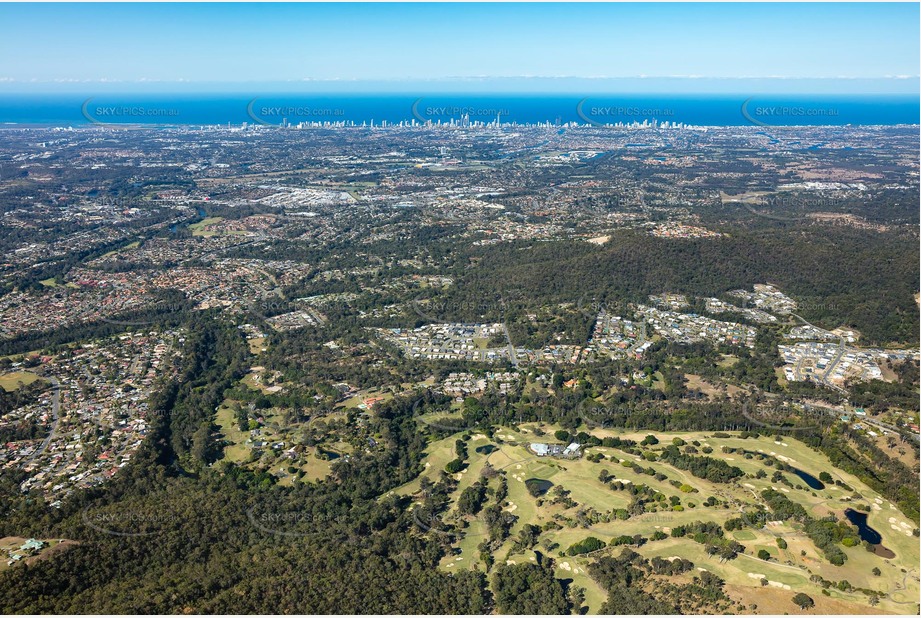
[0,94,917,127]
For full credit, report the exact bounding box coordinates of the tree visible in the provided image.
[457,484,487,515]
[792,593,814,610]
[455,439,468,460]
[493,562,571,614]
[757,549,771,561]
[514,524,541,551]
[566,536,606,556]
[190,421,214,463]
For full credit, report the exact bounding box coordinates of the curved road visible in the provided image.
[23,375,61,466]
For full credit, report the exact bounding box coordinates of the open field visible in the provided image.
[215,398,339,483]
[685,373,746,398]
[96,241,141,260]
[247,336,266,355]
[395,424,920,615]
[0,371,43,392]
[188,216,225,237]
[214,401,251,463]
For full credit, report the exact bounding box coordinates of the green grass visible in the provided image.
[214,402,249,463]
[188,217,224,237]
[402,424,920,615]
[0,371,43,392]
[97,240,140,260]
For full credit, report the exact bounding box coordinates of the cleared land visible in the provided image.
[0,371,43,392]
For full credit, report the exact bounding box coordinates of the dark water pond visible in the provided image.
[844,509,895,557]
[790,467,825,490]
[524,478,553,496]
[844,508,881,544]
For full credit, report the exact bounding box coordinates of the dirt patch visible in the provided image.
[0,537,79,569]
[26,540,79,566]
[684,374,745,399]
[870,432,918,468]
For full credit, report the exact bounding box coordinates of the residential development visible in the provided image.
[636,304,757,348]
[1,331,183,504]
[376,323,514,363]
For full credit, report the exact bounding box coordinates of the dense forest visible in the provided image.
[0,384,495,613]
[437,227,919,345]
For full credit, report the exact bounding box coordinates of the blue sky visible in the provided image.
[1,3,918,93]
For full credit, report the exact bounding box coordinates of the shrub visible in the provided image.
[792,593,815,609]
